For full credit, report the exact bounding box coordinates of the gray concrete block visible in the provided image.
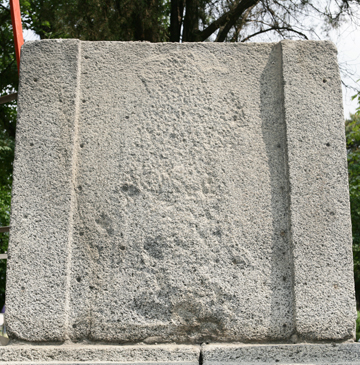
[5,40,355,344]
[1,343,360,364]
[5,39,81,341]
[202,343,360,364]
[0,344,199,364]
[281,41,356,340]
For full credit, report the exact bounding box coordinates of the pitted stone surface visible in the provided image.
[5,40,355,343]
[1,343,360,364]
[202,343,360,365]
[0,344,199,364]
[71,41,293,343]
[281,41,355,340]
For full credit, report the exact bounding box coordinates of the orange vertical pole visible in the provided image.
[10,0,24,74]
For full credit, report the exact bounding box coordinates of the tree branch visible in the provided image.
[197,0,260,41]
[0,4,10,11]
[183,0,199,41]
[240,26,308,42]
[230,6,255,41]
[170,0,182,41]
[216,3,255,41]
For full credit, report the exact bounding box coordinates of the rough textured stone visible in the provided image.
[0,344,199,364]
[281,41,355,341]
[201,343,360,365]
[202,343,360,365]
[6,39,81,342]
[5,40,355,344]
[1,343,360,364]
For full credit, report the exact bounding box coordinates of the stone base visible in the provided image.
[1,343,360,364]
[202,343,360,364]
[0,344,199,364]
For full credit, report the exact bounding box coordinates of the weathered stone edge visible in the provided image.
[202,343,360,364]
[280,40,356,341]
[0,344,199,363]
[5,39,82,342]
[2,343,360,364]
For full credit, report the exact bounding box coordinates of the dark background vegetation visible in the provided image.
[1,0,360,311]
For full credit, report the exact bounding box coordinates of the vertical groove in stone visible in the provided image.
[259,42,296,339]
[64,40,82,341]
[279,41,298,339]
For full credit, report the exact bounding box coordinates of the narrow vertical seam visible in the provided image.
[64,40,82,340]
[279,41,298,339]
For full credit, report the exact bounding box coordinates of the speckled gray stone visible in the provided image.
[281,41,355,341]
[1,343,360,364]
[202,343,360,365]
[0,344,200,364]
[5,40,355,344]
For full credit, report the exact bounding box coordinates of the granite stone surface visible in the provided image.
[1,343,360,364]
[0,344,199,364]
[281,41,355,341]
[5,40,355,343]
[202,343,360,365]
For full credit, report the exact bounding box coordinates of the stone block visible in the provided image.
[5,40,355,344]
[0,344,199,364]
[202,343,360,365]
[1,343,360,364]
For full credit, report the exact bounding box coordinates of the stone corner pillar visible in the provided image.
[5,39,82,341]
[281,40,356,341]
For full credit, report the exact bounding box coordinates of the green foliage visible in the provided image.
[352,87,360,115]
[357,311,360,341]
[19,0,171,41]
[0,125,13,308]
[0,118,14,308]
[0,1,17,310]
[346,108,360,308]
[6,0,360,44]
